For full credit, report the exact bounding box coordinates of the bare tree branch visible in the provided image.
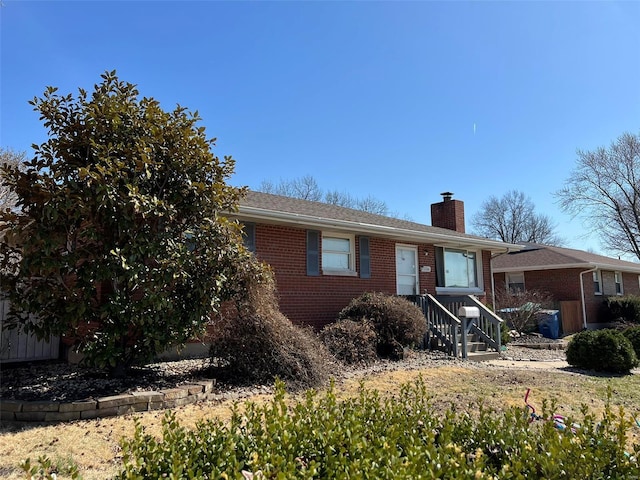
[556,131,640,260]
[0,147,27,212]
[257,176,391,216]
[471,190,563,245]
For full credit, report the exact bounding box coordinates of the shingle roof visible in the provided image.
[236,191,520,252]
[492,243,640,273]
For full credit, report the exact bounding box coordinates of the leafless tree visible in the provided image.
[258,176,391,216]
[325,189,356,208]
[258,175,323,201]
[471,190,562,245]
[0,147,26,211]
[494,287,555,335]
[356,195,389,216]
[556,131,640,261]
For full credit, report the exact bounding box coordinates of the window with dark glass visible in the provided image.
[435,247,478,289]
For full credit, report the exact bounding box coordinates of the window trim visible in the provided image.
[434,246,484,294]
[593,270,603,295]
[321,231,357,276]
[615,271,623,295]
[506,272,525,293]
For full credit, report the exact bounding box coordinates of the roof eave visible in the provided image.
[493,262,640,274]
[234,206,522,253]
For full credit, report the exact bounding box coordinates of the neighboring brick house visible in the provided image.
[232,191,520,330]
[492,244,640,334]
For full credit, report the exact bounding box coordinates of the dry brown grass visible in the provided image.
[1,363,639,479]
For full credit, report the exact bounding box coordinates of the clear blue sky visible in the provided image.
[2,1,639,256]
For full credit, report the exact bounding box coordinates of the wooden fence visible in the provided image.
[0,298,60,364]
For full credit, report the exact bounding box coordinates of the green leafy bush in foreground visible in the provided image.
[116,379,640,479]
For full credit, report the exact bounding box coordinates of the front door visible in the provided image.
[396,245,418,295]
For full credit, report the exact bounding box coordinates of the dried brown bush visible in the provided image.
[494,288,555,335]
[319,319,378,365]
[338,292,427,360]
[208,258,332,389]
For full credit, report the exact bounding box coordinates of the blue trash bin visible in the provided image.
[537,310,560,339]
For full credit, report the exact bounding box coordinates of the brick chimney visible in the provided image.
[431,192,465,233]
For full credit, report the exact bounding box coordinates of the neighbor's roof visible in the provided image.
[234,191,521,253]
[492,243,640,273]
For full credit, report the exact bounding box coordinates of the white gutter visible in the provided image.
[494,262,640,274]
[579,267,598,330]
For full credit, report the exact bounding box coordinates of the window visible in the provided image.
[593,271,602,295]
[322,233,356,275]
[435,247,480,290]
[615,271,623,295]
[241,222,256,253]
[359,236,371,279]
[506,272,525,293]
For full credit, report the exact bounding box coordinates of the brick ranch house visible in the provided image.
[492,243,640,334]
[1,190,520,364]
[226,191,521,358]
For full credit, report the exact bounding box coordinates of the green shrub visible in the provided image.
[319,319,378,365]
[623,325,640,358]
[566,329,639,373]
[501,323,511,345]
[601,295,640,324]
[338,292,426,359]
[115,379,640,479]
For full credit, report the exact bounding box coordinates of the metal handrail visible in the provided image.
[408,294,503,359]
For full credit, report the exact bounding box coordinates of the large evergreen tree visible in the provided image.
[0,71,248,376]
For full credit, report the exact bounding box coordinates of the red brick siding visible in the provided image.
[430,199,465,233]
[492,268,640,325]
[481,251,492,303]
[622,272,640,296]
[253,224,491,329]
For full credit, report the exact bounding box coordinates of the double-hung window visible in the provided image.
[435,247,481,291]
[615,271,623,295]
[506,272,525,293]
[593,271,602,295]
[322,233,356,275]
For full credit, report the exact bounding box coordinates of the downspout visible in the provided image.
[490,249,513,309]
[579,267,597,330]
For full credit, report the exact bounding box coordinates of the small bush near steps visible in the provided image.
[338,292,427,359]
[319,319,378,365]
[566,329,639,373]
[110,379,639,479]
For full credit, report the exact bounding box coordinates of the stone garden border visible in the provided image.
[0,379,216,424]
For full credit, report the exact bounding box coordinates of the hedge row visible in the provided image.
[112,379,639,479]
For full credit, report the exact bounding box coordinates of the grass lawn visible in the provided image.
[1,362,639,479]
